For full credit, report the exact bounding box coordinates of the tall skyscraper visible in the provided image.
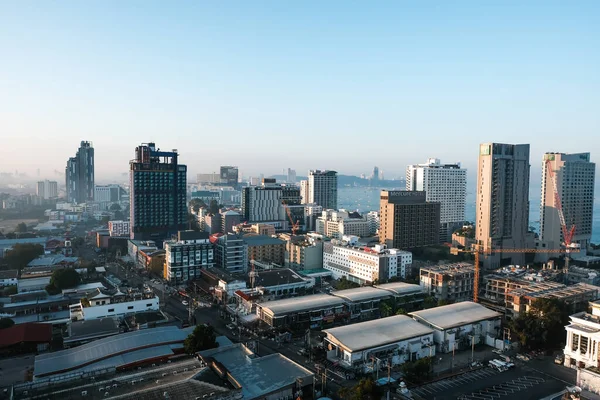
[65,141,94,203]
[540,152,596,252]
[371,166,379,181]
[37,180,58,199]
[476,143,531,269]
[300,180,309,204]
[308,170,337,210]
[287,168,297,183]
[129,142,187,241]
[406,158,467,242]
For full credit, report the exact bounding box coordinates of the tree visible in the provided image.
[0,318,15,329]
[422,296,437,309]
[337,276,360,290]
[209,200,219,215]
[3,243,44,270]
[49,268,81,291]
[189,198,207,213]
[395,307,407,315]
[338,377,381,400]
[109,203,122,211]
[400,357,432,384]
[114,210,125,220]
[14,222,28,233]
[509,298,569,351]
[183,324,218,354]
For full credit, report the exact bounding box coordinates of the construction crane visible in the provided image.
[451,245,579,303]
[545,158,580,273]
[282,201,300,236]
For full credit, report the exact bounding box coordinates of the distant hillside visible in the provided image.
[269,174,405,188]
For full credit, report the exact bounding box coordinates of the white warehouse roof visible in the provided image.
[258,294,344,316]
[409,301,501,330]
[375,282,424,296]
[330,286,392,303]
[323,315,434,352]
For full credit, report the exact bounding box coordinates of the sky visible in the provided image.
[1,1,599,182]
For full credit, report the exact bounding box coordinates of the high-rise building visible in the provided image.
[540,152,595,252]
[129,142,187,241]
[197,173,220,184]
[36,180,58,199]
[241,179,302,227]
[300,180,309,204]
[220,166,239,186]
[287,168,297,183]
[371,166,379,181]
[65,141,94,203]
[406,158,467,242]
[476,143,531,269]
[94,184,125,203]
[379,190,440,249]
[308,170,337,210]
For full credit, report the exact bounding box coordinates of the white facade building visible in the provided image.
[366,211,380,236]
[300,180,310,204]
[241,180,302,225]
[37,180,58,199]
[94,184,123,203]
[323,315,435,373]
[539,152,596,256]
[564,300,600,368]
[406,158,466,242]
[323,238,412,284]
[70,296,160,321]
[164,231,214,284]
[316,209,371,239]
[108,220,130,237]
[308,170,337,210]
[409,302,502,353]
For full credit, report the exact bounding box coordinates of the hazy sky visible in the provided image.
[1,1,599,181]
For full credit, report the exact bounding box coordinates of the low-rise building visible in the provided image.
[164,230,214,284]
[127,240,158,268]
[316,209,371,239]
[107,220,130,237]
[250,268,314,299]
[243,234,286,267]
[323,315,435,373]
[69,288,159,321]
[198,268,247,303]
[138,249,166,276]
[409,301,502,353]
[323,238,412,284]
[256,294,347,329]
[0,269,18,287]
[420,263,475,302]
[564,300,600,368]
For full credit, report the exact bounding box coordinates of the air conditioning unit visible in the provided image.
[81,390,88,396]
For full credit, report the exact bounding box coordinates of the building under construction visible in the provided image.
[419,263,475,303]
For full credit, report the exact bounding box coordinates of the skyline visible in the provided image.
[1,1,599,179]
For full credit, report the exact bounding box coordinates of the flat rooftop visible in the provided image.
[331,286,392,302]
[510,282,599,299]
[409,301,501,330]
[199,343,313,400]
[324,315,434,352]
[258,294,344,316]
[420,263,475,276]
[252,268,307,288]
[65,318,120,344]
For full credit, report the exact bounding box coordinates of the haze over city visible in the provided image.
[1,1,599,180]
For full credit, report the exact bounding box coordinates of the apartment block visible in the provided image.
[243,234,287,267]
[379,190,440,249]
[65,141,94,203]
[214,234,248,274]
[308,170,337,210]
[108,220,130,237]
[316,209,371,239]
[241,179,302,228]
[37,180,58,200]
[164,231,214,284]
[406,158,466,242]
[476,143,531,269]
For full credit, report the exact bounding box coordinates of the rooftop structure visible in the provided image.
[330,286,392,303]
[34,326,193,379]
[199,343,314,400]
[376,281,425,297]
[323,315,434,353]
[419,263,475,302]
[409,301,501,331]
[257,293,345,316]
[64,318,121,347]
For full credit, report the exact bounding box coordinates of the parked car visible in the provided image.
[555,355,564,365]
[182,300,188,306]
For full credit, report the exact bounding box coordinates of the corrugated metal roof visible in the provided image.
[409,301,501,330]
[323,315,433,352]
[258,294,344,316]
[330,286,392,302]
[34,326,193,377]
[376,282,424,296]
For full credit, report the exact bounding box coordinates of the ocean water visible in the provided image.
[338,186,600,244]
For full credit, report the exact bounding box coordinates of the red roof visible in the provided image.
[0,323,52,348]
[209,233,223,244]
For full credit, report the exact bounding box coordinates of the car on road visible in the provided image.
[297,348,308,356]
[516,353,530,361]
[555,354,564,365]
[226,324,235,330]
[182,300,188,306]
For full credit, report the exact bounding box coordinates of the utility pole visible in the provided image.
[471,335,475,364]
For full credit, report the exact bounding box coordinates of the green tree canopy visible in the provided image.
[422,296,437,309]
[109,203,122,211]
[338,377,381,400]
[49,268,81,291]
[400,357,432,384]
[189,198,207,213]
[14,222,28,233]
[209,200,220,215]
[3,243,44,270]
[337,276,360,290]
[509,298,570,351]
[0,318,15,329]
[183,324,218,354]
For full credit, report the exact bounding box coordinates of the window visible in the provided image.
[146,303,153,307]
[127,306,134,310]
[108,308,115,313]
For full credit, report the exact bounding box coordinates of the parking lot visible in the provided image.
[410,366,567,400]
